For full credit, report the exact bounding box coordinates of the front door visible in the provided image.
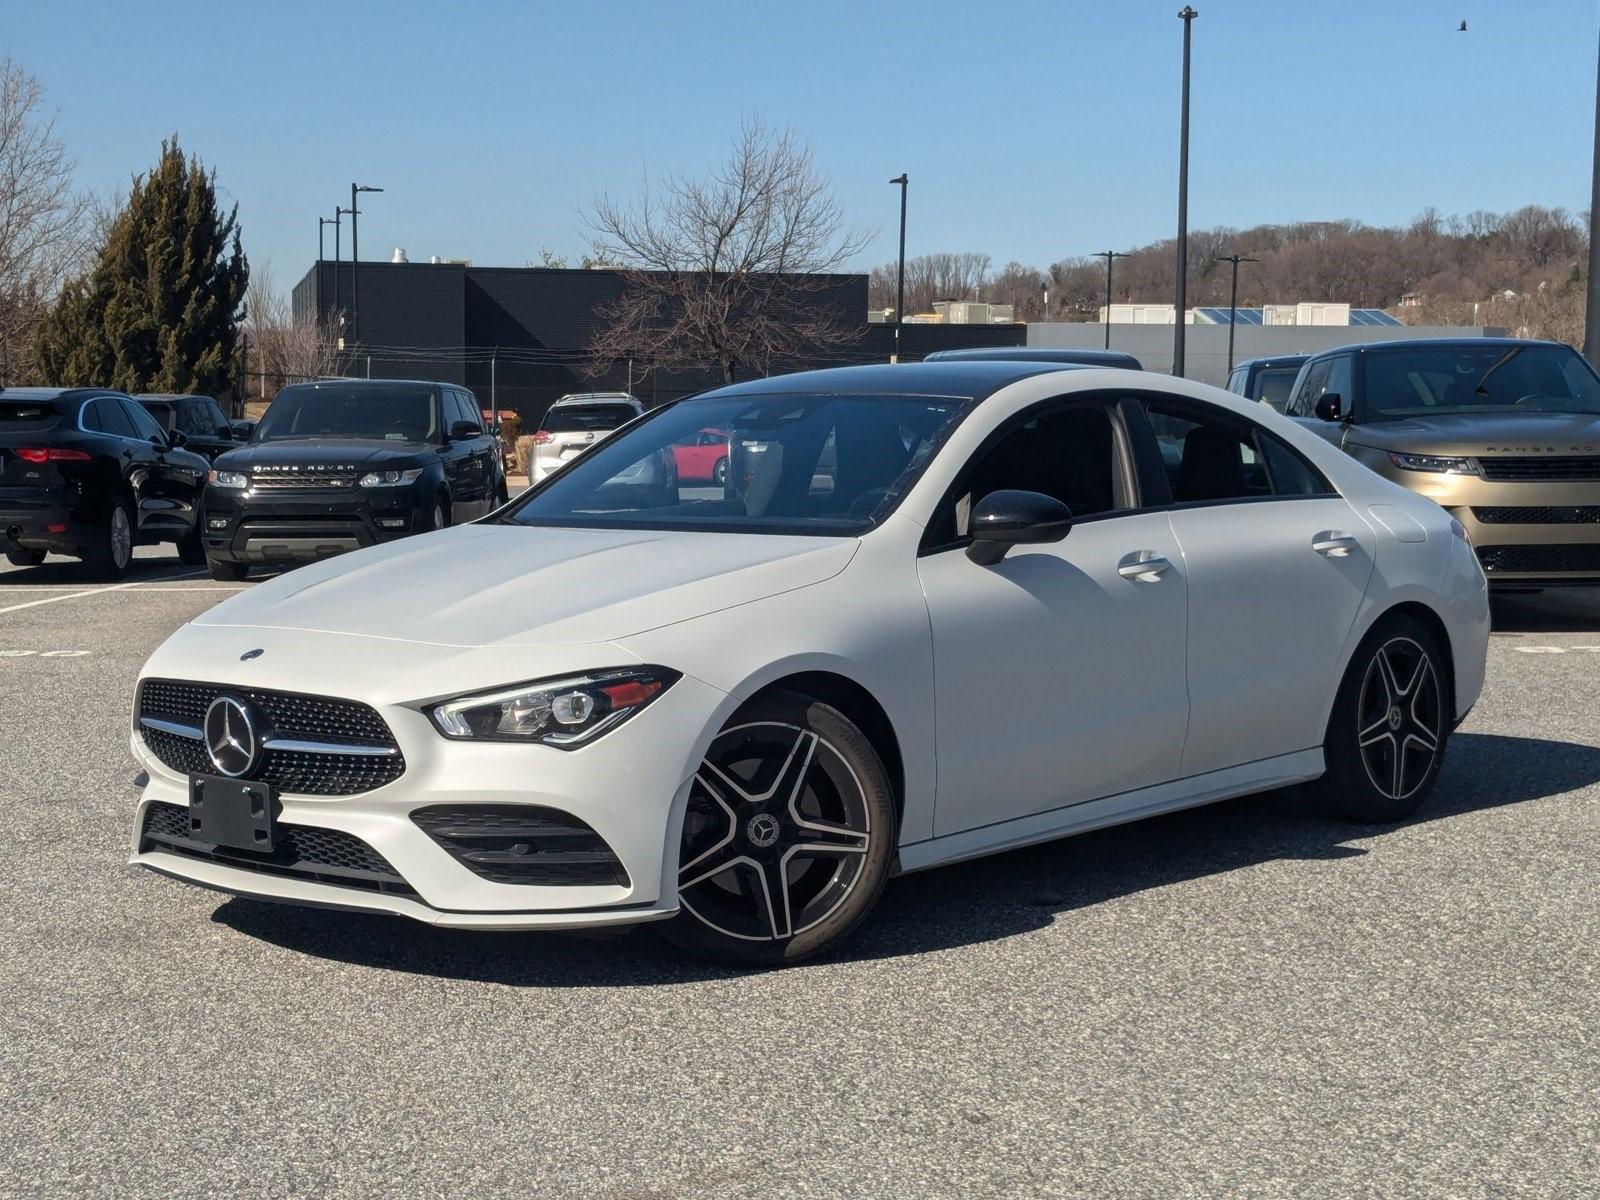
[917,397,1190,837]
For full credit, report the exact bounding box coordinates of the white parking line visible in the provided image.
[0,571,212,614]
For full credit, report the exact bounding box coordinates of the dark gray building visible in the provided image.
[291,261,1023,422]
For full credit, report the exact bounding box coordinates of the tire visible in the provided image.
[207,555,248,582]
[661,690,897,967]
[425,498,449,531]
[83,499,134,581]
[4,548,46,567]
[1316,614,1450,823]
[713,456,729,487]
[177,523,206,566]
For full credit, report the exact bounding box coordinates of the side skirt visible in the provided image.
[896,748,1325,875]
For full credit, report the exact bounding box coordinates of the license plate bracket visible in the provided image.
[188,773,276,852]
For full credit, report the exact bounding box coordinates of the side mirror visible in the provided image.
[167,429,188,448]
[966,489,1073,566]
[1314,392,1344,422]
[449,420,483,441]
[230,420,255,441]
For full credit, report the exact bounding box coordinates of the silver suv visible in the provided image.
[527,393,644,483]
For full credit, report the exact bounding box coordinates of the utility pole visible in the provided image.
[1217,253,1258,372]
[1096,251,1128,349]
[1173,6,1198,377]
[332,209,345,334]
[1586,20,1600,367]
[889,174,909,362]
[350,183,383,345]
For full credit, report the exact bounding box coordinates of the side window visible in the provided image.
[174,400,200,433]
[204,399,230,434]
[458,390,483,428]
[80,400,104,434]
[92,397,136,438]
[1288,360,1330,417]
[121,398,167,443]
[1225,367,1247,395]
[929,400,1127,547]
[1323,355,1353,406]
[1143,398,1332,503]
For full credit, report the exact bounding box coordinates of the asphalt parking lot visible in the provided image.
[2,547,1597,1199]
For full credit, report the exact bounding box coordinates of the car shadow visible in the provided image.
[1490,586,1600,634]
[209,731,1600,986]
[0,553,200,586]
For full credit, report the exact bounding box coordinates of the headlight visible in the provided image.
[359,468,423,487]
[426,667,680,748]
[1388,452,1479,476]
[209,470,248,488]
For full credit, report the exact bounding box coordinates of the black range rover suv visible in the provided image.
[202,379,506,580]
[1,387,209,577]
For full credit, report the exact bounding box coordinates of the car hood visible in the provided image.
[215,439,438,470]
[192,523,859,647]
[1349,412,1600,457]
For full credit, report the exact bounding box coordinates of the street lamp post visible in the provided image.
[318,216,332,265]
[1173,5,1198,377]
[890,174,908,363]
[335,207,354,344]
[1586,20,1600,367]
[1096,250,1128,349]
[350,183,383,345]
[1218,253,1258,373]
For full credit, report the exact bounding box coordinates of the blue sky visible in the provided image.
[7,0,1597,294]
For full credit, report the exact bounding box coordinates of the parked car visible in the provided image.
[136,394,239,461]
[131,361,1488,966]
[0,387,208,577]
[671,427,731,484]
[526,393,645,483]
[1284,338,1600,587]
[199,378,506,581]
[925,346,1145,369]
[1225,354,1310,411]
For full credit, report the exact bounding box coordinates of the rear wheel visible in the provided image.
[662,691,896,966]
[1317,614,1449,822]
[4,548,46,567]
[84,500,133,580]
[207,555,248,582]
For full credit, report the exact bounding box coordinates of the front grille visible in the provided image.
[1473,506,1600,525]
[412,805,630,887]
[248,472,358,491]
[1477,455,1600,481]
[1477,543,1600,576]
[140,800,415,894]
[137,679,405,796]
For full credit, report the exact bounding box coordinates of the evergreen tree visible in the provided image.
[34,137,248,395]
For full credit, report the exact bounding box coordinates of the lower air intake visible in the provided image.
[411,805,630,887]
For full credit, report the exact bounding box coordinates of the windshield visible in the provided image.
[1361,344,1600,420]
[502,391,971,535]
[255,383,440,442]
[541,403,638,433]
[1254,367,1300,410]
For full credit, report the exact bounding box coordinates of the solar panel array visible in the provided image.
[1349,309,1402,326]
[1191,306,1400,327]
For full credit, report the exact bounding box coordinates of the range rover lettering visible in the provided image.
[1285,338,1600,586]
[200,379,506,581]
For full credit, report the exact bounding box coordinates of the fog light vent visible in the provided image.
[410,805,629,887]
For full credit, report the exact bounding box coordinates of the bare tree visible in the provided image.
[244,263,339,403]
[587,121,869,384]
[0,58,90,383]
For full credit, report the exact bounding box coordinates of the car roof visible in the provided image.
[1305,337,1573,360]
[925,346,1141,367]
[292,377,457,390]
[1234,354,1310,370]
[700,361,1087,402]
[0,386,125,406]
[136,393,212,402]
[553,392,640,405]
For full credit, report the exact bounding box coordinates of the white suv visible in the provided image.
[527,393,644,483]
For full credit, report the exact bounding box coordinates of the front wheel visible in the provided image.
[207,555,248,582]
[1317,614,1450,822]
[661,691,897,967]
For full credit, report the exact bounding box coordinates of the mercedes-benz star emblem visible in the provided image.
[746,813,781,849]
[204,695,260,777]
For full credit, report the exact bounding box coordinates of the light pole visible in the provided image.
[1042,281,1050,322]
[335,207,354,343]
[1096,250,1128,349]
[350,183,383,344]
[890,174,908,362]
[1586,20,1600,367]
[1217,253,1257,372]
[318,216,332,264]
[1173,5,1198,377]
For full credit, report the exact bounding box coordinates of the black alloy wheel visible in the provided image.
[1319,614,1449,822]
[663,691,896,966]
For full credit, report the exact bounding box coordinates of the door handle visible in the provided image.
[1312,531,1359,557]
[1117,551,1172,582]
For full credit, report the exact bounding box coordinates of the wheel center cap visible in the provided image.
[1387,705,1403,731]
[746,813,781,849]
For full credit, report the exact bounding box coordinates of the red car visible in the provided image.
[671,427,730,484]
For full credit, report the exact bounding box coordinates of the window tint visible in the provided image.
[1360,343,1600,418]
[457,390,482,426]
[174,400,202,433]
[1226,367,1247,395]
[1143,399,1331,503]
[929,401,1124,546]
[1287,359,1331,417]
[90,397,136,438]
[541,403,638,433]
[256,383,440,442]
[122,398,167,442]
[1255,367,1300,411]
[1324,355,1353,404]
[204,399,230,434]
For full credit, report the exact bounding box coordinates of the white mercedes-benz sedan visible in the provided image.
[129,362,1490,965]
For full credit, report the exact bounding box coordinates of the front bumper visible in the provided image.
[202,484,434,565]
[128,636,728,929]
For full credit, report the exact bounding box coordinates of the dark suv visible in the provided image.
[1,387,209,577]
[201,379,506,580]
[136,394,240,461]
[1224,355,1309,411]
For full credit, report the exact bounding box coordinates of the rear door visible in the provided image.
[1129,393,1375,776]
